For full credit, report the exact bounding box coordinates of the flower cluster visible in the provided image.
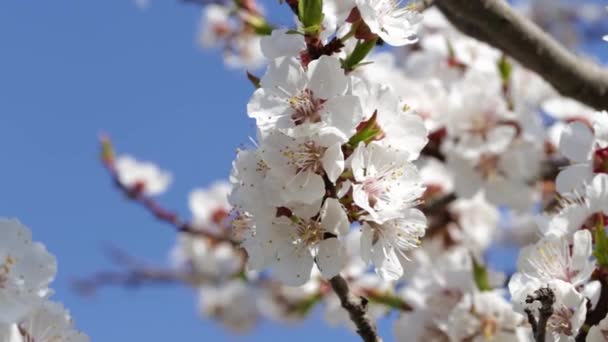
[0,219,88,342]
[230,0,428,286]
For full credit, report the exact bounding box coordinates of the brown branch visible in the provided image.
[576,276,608,341]
[525,287,555,342]
[412,0,435,12]
[73,268,183,296]
[435,0,608,110]
[329,275,381,342]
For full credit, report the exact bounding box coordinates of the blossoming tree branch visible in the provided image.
[3,0,608,341]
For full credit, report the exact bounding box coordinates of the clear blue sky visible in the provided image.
[0,1,386,341]
[0,1,604,341]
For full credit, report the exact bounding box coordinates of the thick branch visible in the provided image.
[329,275,381,342]
[435,0,608,110]
[525,287,555,342]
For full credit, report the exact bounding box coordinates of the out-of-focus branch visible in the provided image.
[100,136,238,247]
[329,275,381,342]
[434,0,608,110]
[73,268,183,295]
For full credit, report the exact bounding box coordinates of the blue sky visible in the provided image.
[0,1,605,341]
[0,1,378,341]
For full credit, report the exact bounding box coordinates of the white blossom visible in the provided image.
[115,155,172,196]
[355,0,421,46]
[0,219,57,324]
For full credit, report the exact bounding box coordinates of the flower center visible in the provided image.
[362,162,405,207]
[295,219,324,247]
[547,305,574,336]
[0,255,14,288]
[475,154,501,180]
[289,89,325,125]
[282,141,327,174]
[529,239,579,283]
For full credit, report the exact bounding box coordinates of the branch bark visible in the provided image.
[329,275,381,342]
[434,0,608,110]
[525,287,555,342]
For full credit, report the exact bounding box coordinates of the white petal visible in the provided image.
[322,95,363,138]
[260,57,306,94]
[307,56,347,99]
[360,224,374,264]
[260,29,306,59]
[559,121,594,163]
[316,238,346,279]
[274,246,314,286]
[281,172,326,204]
[321,143,345,183]
[555,164,593,195]
[321,198,350,236]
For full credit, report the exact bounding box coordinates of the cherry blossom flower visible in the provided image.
[355,0,422,46]
[115,155,172,196]
[349,142,425,221]
[248,55,363,138]
[0,219,57,324]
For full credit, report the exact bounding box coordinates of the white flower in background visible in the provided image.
[323,0,356,34]
[419,156,454,197]
[258,273,322,322]
[0,301,89,342]
[223,34,265,70]
[198,4,265,69]
[448,193,500,255]
[355,0,421,46]
[445,291,526,342]
[260,29,306,59]
[198,4,232,48]
[555,114,608,194]
[0,219,57,324]
[260,127,345,205]
[248,199,349,285]
[395,248,476,339]
[349,142,425,221]
[360,210,426,280]
[198,280,259,331]
[555,121,596,194]
[115,155,172,196]
[171,235,241,282]
[444,72,517,158]
[249,56,362,138]
[189,181,231,230]
[445,138,541,211]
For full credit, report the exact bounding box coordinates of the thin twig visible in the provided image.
[435,0,608,110]
[329,275,381,342]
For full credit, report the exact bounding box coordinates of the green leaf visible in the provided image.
[594,216,608,266]
[367,291,411,311]
[298,0,323,34]
[343,38,377,71]
[472,257,492,291]
[293,293,323,316]
[348,111,381,146]
[497,55,512,84]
